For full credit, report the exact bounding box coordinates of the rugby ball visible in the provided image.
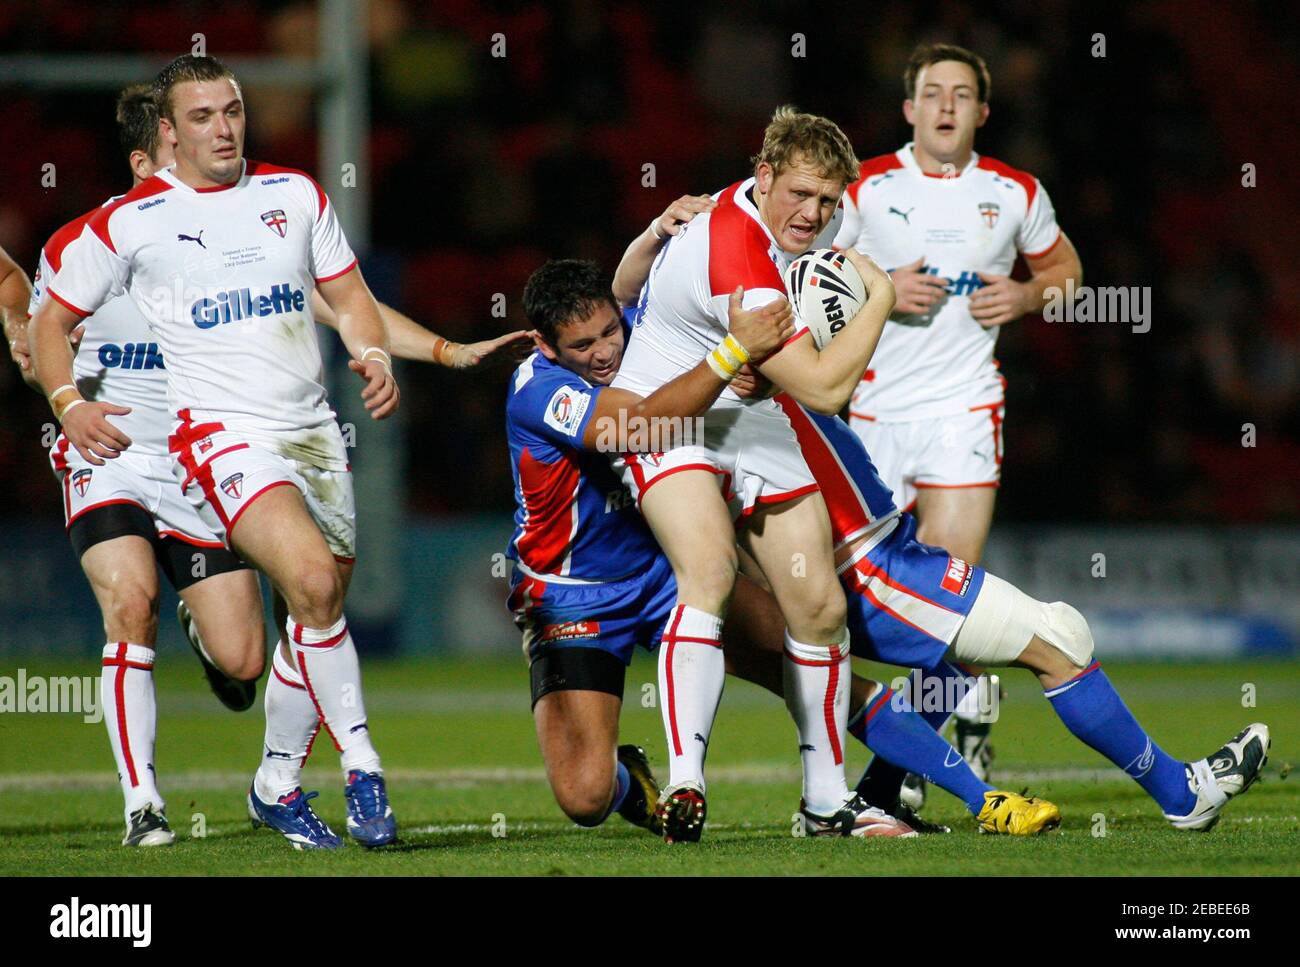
[783,248,867,350]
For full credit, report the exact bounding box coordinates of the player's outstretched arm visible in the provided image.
[579,287,793,452]
[310,290,531,370]
[0,245,35,383]
[970,231,1083,328]
[316,266,400,420]
[612,194,715,306]
[755,248,896,414]
[28,297,132,465]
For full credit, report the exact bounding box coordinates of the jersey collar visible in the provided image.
[901,142,979,180]
[155,158,248,194]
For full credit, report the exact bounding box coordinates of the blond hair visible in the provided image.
[751,105,859,186]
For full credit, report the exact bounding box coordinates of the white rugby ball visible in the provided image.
[783,248,867,350]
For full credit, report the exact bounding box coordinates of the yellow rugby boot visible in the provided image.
[976,790,1061,835]
[615,744,663,835]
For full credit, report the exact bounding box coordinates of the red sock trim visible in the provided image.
[824,650,844,766]
[111,642,139,787]
[295,653,343,753]
[662,606,685,757]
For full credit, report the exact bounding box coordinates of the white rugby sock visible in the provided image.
[99,643,163,820]
[953,678,985,723]
[288,615,381,776]
[783,629,852,815]
[658,605,725,790]
[254,646,324,802]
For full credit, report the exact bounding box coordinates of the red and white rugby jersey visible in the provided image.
[48,159,358,469]
[613,177,840,410]
[30,198,170,457]
[834,144,1061,421]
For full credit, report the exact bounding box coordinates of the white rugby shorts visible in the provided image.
[169,424,356,562]
[613,401,819,522]
[50,434,223,547]
[848,403,1004,512]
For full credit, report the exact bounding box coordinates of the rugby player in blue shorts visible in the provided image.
[505,252,1056,839]
[610,198,1272,835]
[505,256,798,832]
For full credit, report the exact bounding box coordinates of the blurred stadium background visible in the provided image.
[0,0,1297,664]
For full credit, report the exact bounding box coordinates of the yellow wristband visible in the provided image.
[707,345,740,382]
[722,333,750,365]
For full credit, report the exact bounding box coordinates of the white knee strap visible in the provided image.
[1036,600,1095,667]
[950,573,1094,668]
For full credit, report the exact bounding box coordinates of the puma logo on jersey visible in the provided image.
[177,230,206,249]
[889,206,914,224]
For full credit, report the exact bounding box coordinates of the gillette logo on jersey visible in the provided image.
[190,282,306,329]
[98,342,165,370]
[925,267,986,297]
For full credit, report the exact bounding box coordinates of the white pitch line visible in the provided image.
[0,764,1198,792]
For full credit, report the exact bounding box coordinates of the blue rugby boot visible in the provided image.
[343,770,397,847]
[248,785,342,850]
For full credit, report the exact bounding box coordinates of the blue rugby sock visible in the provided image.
[1046,662,1194,815]
[849,686,992,814]
[853,661,975,807]
[601,761,632,823]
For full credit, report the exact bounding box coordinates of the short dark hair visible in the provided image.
[115,84,161,162]
[904,43,991,103]
[152,54,241,121]
[523,260,619,348]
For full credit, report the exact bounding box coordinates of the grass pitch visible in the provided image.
[0,655,1295,876]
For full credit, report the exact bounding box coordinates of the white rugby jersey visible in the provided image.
[834,144,1061,421]
[614,177,839,410]
[30,199,170,457]
[48,159,358,469]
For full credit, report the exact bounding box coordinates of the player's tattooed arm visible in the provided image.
[29,297,132,465]
[311,290,531,370]
[580,289,793,451]
[612,194,715,306]
[971,231,1082,328]
[316,266,400,419]
[0,246,34,381]
[755,248,896,414]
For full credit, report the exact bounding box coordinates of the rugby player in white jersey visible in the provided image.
[19,82,532,848]
[835,44,1084,802]
[29,55,402,849]
[620,198,1268,838]
[611,107,898,838]
[24,85,269,847]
